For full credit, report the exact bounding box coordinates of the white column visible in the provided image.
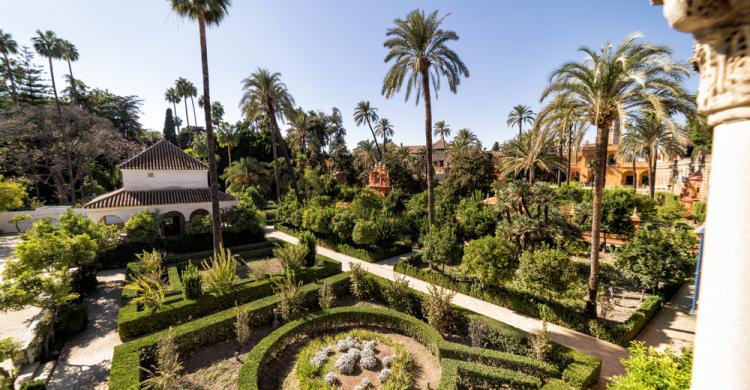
[654,1,750,388]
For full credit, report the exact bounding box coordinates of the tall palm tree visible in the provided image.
[32,30,63,115]
[58,39,79,103]
[382,9,469,229]
[170,0,231,254]
[164,87,182,132]
[353,139,377,173]
[496,129,561,183]
[240,68,298,202]
[353,100,382,160]
[451,128,480,149]
[375,118,394,148]
[216,122,239,164]
[287,108,314,167]
[541,33,692,318]
[0,30,19,103]
[536,94,585,185]
[221,157,269,194]
[507,104,535,137]
[622,113,688,198]
[175,77,192,128]
[185,80,199,126]
[433,120,451,142]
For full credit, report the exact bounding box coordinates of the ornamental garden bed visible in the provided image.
[110,271,600,390]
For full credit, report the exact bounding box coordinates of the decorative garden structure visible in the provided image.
[367,162,392,196]
[653,1,750,387]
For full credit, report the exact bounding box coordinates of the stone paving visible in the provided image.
[637,282,696,353]
[46,269,125,390]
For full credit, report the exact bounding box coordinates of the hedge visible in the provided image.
[437,358,542,390]
[109,272,351,390]
[275,224,411,262]
[117,258,341,339]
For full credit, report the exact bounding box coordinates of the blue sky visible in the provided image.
[3,0,697,148]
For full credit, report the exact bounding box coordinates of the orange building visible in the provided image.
[569,130,653,189]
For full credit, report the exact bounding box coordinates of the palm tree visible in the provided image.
[382,9,469,229]
[433,120,451,142]
[541,33,692,318]
[496,129,561,183]
[216,122,239,164]
[221,157,269,194]
[32,30,63,115]
[165,87,182,132]
[353,140,377,173]
[240,68,298,202]
[451,128,480,149]
[616,134,642,190]
[185,80,199,126]
[170,0,231,254]
[353,100,382,160]
[0,30,19,103]
[622,113,688,198]
[507,104,535,137]
[287,108,314,167]
[58,39,79,103]
[536,94,585,185]
[175,77,192,128]
[375,118,395,148]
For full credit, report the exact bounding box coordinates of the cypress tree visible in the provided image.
[163,108,177,144]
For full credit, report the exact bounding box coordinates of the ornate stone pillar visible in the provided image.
[653,1,750,388]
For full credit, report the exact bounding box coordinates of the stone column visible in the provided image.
[653,1,750,388]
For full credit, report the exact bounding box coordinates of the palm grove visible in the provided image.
[0,4,703,339]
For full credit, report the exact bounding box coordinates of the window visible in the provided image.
[147,172,154,178]
[607,154,617,165]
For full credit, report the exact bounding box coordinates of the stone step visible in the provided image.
[13,361,38,390]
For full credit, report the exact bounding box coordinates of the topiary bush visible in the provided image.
[298,231,317,267]
[515,247,579,300]
[461,236,517,286]
[181,263,203,299]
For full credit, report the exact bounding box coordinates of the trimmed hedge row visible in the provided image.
[237,306,560,390]
[437,358,542,390]
[603,295,662,345]
[275,224,411,262]
[117,258,341,339]
[109,272,351,390]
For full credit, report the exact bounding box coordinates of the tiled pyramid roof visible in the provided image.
[118,139,208,170]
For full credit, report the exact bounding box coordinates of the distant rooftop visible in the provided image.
[118,139,208,170]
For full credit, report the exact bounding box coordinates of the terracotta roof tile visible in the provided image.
[83,188,235,209]
[118,139,208,170]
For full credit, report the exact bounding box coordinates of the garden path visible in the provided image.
[636,282,696,353]
[265,228,628,388]
[47,269,125,390]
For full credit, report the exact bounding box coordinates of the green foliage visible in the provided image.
[318,281,336,309]
[516,248,579,299]
[0,338,19,362]
[0,176,28,211]
[384,275,415,315]
[461,236,518,286]
[10,213,31,232]
[615,225,696,292]
[330,209,356,242]
[274,244,308,274]
[656,193,686,222]
[135,250,165,282]
[222,203,263,235]
[691,201,707,223]
[277,194,304,227]
[422,225,462,267]
[349,263,371,300]
[201,247,238,296]
[608,342,692,390]
[424,285,456,336]
[130,275,166,312]
[301,206,335,235]
[272,272,304,322]
[351,219,378,245]
[59,209,120,253]
[553,184,589,204]
[181,263,203,299]
[575,189,655,236]
[442,148,496,201]
[184,214,211,235]
[19,380,46,390]
[55,303,88,336]
[141,331,185,390]
[297,231,317,267]
[456,193,497,240]
[349,188,382,219]
[125,210,161,243]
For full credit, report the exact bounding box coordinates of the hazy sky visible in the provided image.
[3,1,697,148]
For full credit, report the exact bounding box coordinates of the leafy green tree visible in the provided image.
[422,224,462,269]
[170,0,231,254]
[536,93,586,185]
[331,209,356,242]
[382,9,469,230]
[349,188,382,219]
[10,214,30,233]
[352,219,378,245]
[125,210,161,243]
[515,247,578,299]
[0,176,27,211]
[506,104,535,137]
[455,192,496,240]
[574,188,655,236]
[301,206,335,235]
[15,46,49,105]
[608,342,692,390]
[443,147,495,201]
[687,114,711,155]
[353,100,382,160]
[297,231,317,267]
[615,225,696,293]
[461,236,517,286]
[542,33,692,317]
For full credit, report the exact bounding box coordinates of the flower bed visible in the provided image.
[275,224,411,262]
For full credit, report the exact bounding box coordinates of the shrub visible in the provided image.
[349,263,371,300]
[201,247,238,295]
[352,219,378,245]
[184,214,211,235]
[19,380,46,390]
[331,209,357,242]
[125,210,161,243]
[423,285,456,336]
[277,194,304,227]
[575,188,655,236]
[223,203,264,236]
[142,330,185,390]
[530,320,552,361]
[349,188,382,219]
[274,244,308,274]
[135,250,165,282]
[298,231,317,267]
[615,225,696,293]
[181,263,203,299]
[691,201,707,223]
[461,236,517,286]
[456,193,497,239]
[656,193,686,222]
[301,207,335,235]
[608,342,692,390]
[516,247,578,300]
[273,273,304,322]
[130,275,165,311]
[318,282,336,309]
[383,275,414,315]
[422,224,462,268]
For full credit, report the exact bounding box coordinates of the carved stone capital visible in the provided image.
[656,0,750,125]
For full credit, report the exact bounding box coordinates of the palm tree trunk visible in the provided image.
[270,124,281,203]
[585,122,610,319]
[197,13,223,254]
[184,97,191,128]
[649,147,657,199]
[421,68,435,230]
[557,135,563,186]
[191,96,198,127]
[3,52,18,103]
[227,146,232,165]
[368,119,383,160]
[66,58,77,103]
[267,104,300,199]
[567,125,573,186]
[632,159,637,190]
[518,122,522,137]
[48,57,77,205]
